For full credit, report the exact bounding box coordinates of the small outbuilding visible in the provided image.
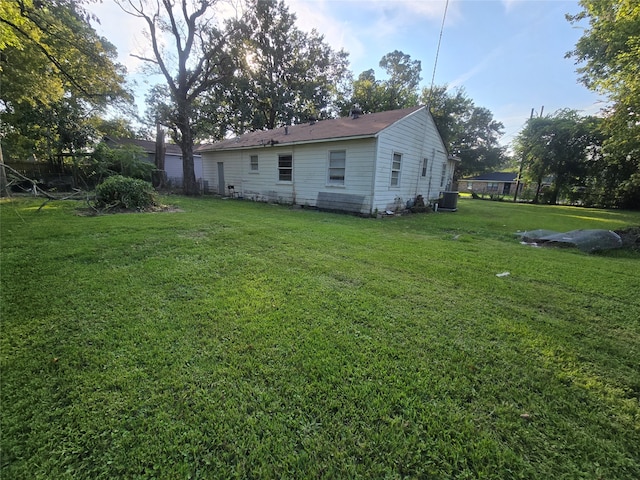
[197,106,458,215]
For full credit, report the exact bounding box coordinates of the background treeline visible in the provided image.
[0,0,638,208]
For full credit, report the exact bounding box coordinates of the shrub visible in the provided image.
[95,175,157,210]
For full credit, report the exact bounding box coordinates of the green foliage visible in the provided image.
[339,50,422,115]
[515,109,604,205]
[196,0,350,137]
[92,117,145,140]
[567,0,640,209]
[0,0,131,166]
[425,85,507,177]
[94,175,157,210]
[1,197,639,478]
[0,0,130,107]
[90,143,154,182]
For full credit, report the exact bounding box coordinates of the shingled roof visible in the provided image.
[198,106,425,152]
[104,137,186,156]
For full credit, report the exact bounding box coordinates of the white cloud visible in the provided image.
[287,0,462,66]
[89,2,149,73]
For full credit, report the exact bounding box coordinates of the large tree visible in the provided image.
[567,0,640,208]
[0,0,130,165]
[341,53,505,178]
[117,0,233,195]
[423,85,506,178]
[219,0,349,135]
[340,50,421,115]
[515,109,603,205]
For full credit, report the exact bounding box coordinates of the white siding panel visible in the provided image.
[164,154,203,187]
[202,138,377,213]
[201,107,449,214]
[373,108,448,212]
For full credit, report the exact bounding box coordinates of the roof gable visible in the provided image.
[198,106,425,152]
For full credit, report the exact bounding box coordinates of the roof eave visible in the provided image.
[199,133,377,153]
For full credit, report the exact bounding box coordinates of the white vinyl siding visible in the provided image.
[328,150,346,185]
[391,153,402,187]
[373,107,449,211]
[440,163,447,188]
[200,106,450,214]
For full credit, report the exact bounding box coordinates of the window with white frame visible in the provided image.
[391,153,402,187]
[250,154,259,172]
[328,150,346,185]
[421,158,428,177]
[278,154,292,182]
[440,163,447,188]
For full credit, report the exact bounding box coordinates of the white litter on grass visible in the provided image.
[496,272,510,277]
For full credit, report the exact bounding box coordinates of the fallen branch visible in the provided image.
[36,188,85,212]
[0,162,90,211]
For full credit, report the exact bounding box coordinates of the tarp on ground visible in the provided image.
[516,229,622,253]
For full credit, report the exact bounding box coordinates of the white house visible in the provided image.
[197,106,458,215]
[104,137,203,188]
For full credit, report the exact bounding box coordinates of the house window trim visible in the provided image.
[249,154,259,173]
[440,163,447,188]
[391,152,402,188]
[421,157,428,177]
[277,153,293,183]
[326,149,346,187]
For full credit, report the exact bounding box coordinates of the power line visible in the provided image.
[426,0,449,110]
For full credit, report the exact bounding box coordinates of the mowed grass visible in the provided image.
[1,196,639,479]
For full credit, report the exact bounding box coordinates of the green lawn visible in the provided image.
[1,196,639,479]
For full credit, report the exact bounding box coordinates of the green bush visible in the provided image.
[95,175,157,210]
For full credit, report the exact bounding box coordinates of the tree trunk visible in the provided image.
[180,129,198,195]
[533,175,543,204]
[0,142,9,198]
[175,101,199,195]
[153,123,167,189]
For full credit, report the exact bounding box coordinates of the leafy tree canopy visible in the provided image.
[567,0,640,208]
[339,50,421,115]
[422,85,506,178]
[216,0,350,135]
[514,109,604,205]
[0,0,132,162]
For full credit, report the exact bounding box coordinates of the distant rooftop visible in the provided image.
[104,137,185,156]
[462,172,518,182]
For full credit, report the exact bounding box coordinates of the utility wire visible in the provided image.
[427,0,449,110]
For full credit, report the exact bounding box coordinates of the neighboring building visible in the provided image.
[197,106,459,215]
[104,137,203,188]
[460,171,519,196]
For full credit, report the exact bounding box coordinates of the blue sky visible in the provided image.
[89,0,604,147]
